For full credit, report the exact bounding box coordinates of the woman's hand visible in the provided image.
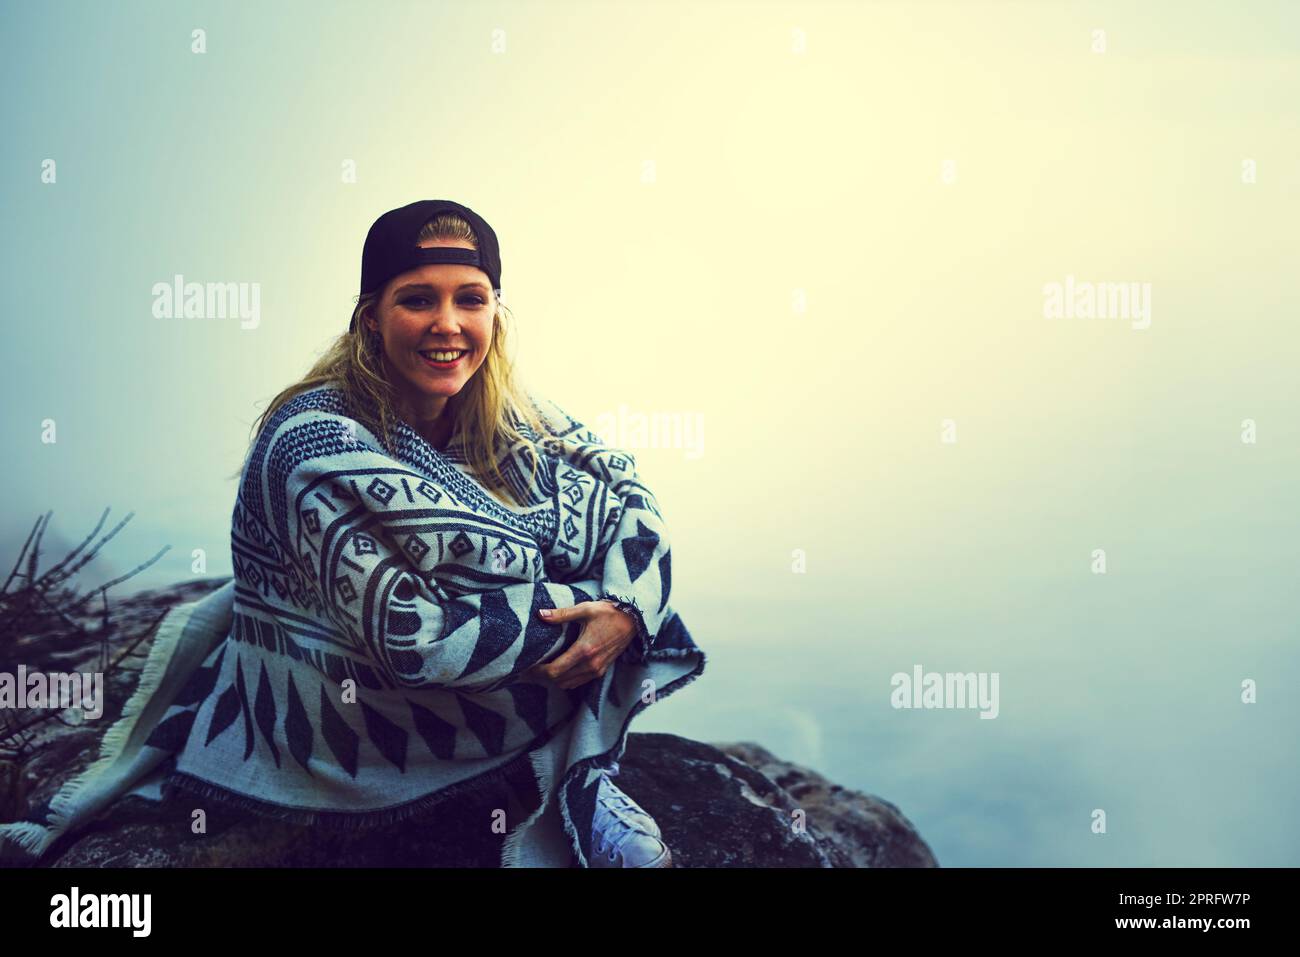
[526,601,637,690]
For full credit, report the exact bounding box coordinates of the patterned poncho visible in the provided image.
[0,383,706,867]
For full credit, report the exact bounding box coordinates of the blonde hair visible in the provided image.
[235,211,557,508]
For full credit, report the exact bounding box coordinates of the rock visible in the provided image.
[619,734,937,867]
[3,580,936,868]
[712,741,939,867]
[39,732,936,867]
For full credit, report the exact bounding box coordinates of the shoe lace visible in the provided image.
[595,775,651,860]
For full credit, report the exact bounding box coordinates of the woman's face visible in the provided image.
[365,239,495,417]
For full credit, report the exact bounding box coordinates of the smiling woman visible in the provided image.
[238,204,548,509]
[0,199,706,870]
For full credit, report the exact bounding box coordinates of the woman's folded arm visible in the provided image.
[277,422,601,692]
[527,394,675,662]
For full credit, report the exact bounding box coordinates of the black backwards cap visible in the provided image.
[352,199,502,332]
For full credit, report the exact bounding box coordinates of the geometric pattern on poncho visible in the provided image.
[134,383,704,866]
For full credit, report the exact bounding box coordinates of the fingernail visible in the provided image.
[539,608,552,617]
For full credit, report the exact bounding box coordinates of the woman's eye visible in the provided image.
[401,296,484,308]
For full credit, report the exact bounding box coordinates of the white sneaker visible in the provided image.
[589,765,671,868]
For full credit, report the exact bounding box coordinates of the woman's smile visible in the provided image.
[417,347,470,370]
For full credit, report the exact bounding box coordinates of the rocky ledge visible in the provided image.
[2,580,937,868]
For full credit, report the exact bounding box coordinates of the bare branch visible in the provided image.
[35,508,125,595]
[107,607,170,672]
[1,512,49,597]
[29,507,110,594]
[65,545,171,616]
